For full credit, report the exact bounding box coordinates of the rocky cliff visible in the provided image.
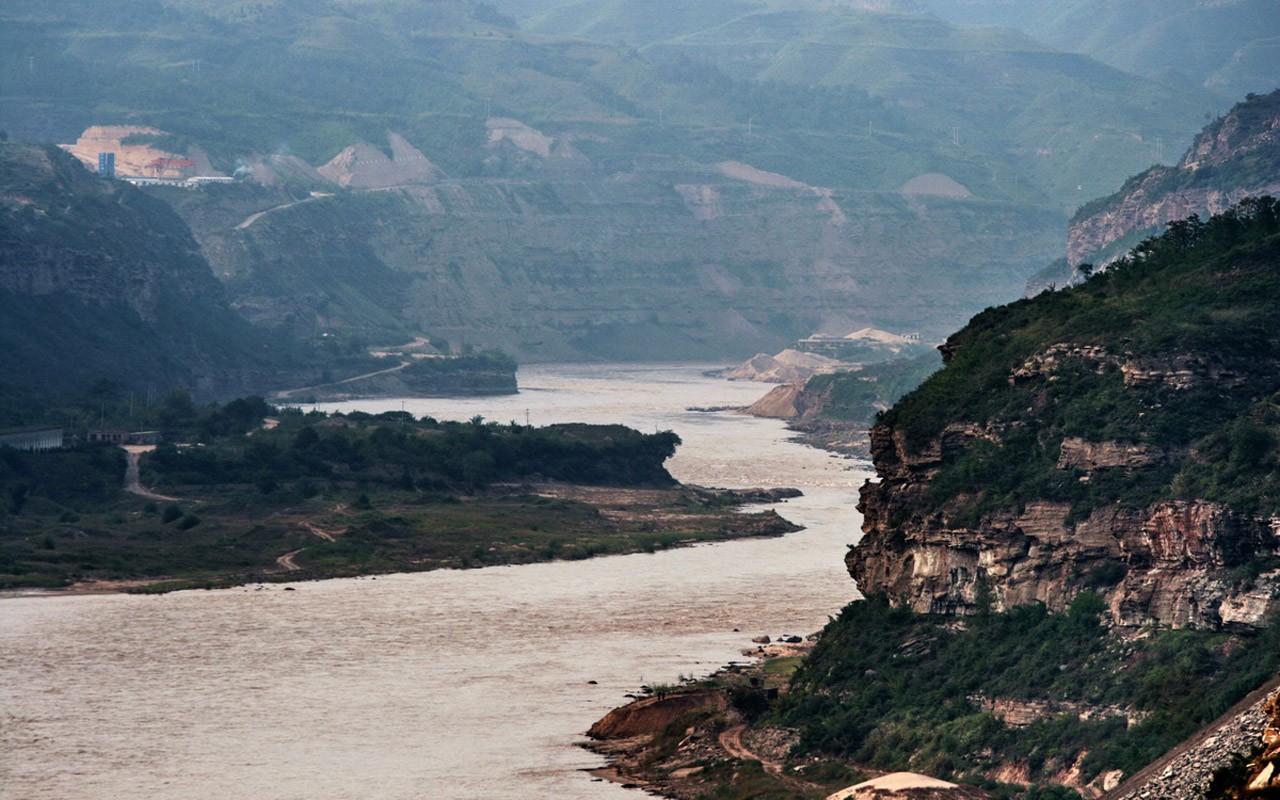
[1068,89,1280,266]
[851,198,1280,630]
[0,142,314,400]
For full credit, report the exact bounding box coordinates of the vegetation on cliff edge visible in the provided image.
[882,196,1280,523]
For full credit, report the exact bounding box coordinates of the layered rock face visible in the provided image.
[850,198,1280,631]
[1068,88,1280,265]
[852,422,1280,629]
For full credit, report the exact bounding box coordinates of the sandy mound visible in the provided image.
[899,173,972,198]
[716,161,809,189]
[249,154,329,186]
[487,118,586,162]
[827,771,990,799]
[746,383,804,418]
[843,327,917,347]
[318,133,443,189]
[725,349,843,383]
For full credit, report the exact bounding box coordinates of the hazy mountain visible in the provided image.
[498,0,1222,202]
[922,0,1280,100]
[0,0,1234,362]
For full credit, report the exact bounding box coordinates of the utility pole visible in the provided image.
[748,116,754,138]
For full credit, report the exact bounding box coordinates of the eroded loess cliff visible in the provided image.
[1069,88,1280,266]
[175,151,1060,361]
[852,198,1280,630]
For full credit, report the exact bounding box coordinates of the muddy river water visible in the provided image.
[0,364,868,799]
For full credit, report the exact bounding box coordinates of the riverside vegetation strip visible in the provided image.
[0,400,799,592]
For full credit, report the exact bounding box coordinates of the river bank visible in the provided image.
[582,638,865,800]
[2,364,869,800]
[2,481,804,596]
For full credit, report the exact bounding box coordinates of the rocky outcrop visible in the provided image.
[852,414,1280,628]
[587,691,725,740]
[1009,342,1265,392]
[970,696,1142,730]
[1068,89,1280,266]
[1055,437,1165,472]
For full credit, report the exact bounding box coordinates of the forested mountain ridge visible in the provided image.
[852,197,1280,631]
[0,0,1226,360]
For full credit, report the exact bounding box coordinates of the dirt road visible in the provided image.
[718,724,820,793]
[272,360,410,400]
[121,445,180,502]
[276,549,304,571]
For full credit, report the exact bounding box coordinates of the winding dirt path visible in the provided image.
[235,195,328,230]
[718,725,762,765]
[302,521,336,542]
[718,724,820,792]
[276,548,305,571]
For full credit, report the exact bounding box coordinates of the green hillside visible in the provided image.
[755,199,1280,797]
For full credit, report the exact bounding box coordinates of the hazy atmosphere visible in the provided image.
[2,1,1280,799]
